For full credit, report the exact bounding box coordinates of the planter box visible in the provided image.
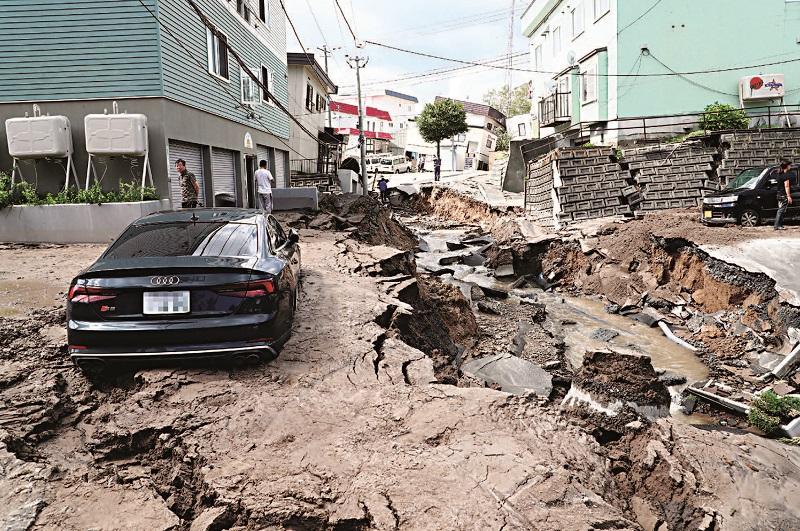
[0,199,170,244]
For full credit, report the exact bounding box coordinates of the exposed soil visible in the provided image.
[2,195,800,530]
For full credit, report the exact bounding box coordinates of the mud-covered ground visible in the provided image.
[2,196,800,530]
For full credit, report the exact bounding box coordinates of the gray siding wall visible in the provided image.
[157,0,290,139]
[0,0,162,102]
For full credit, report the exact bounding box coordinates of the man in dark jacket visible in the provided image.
[774,159,793,231]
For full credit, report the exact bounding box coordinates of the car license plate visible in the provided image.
[143,291,190,315]
[703,210,712,219]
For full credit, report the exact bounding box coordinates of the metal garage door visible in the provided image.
[168,140,205,208]
[211,148,236,205]
[274,149,287,188]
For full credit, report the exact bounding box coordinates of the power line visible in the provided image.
[617,0,665,35]
[339,51,528,88]
[364,39,800,78]
[647,52,738,97]
[333,0,358,43]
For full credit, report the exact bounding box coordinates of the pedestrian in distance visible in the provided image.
[434,155,442,182]
[176,158,200,209]
[774,159,793,231]
[378,176,390,204]
[255,159,275,215]
[418,155,425,173]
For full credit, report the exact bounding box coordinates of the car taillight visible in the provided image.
[69,284,118,304]
[214,279,276,298]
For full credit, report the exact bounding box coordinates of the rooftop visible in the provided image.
[287,52,338,94]
[434,96,507,123]
[384,89,419,103]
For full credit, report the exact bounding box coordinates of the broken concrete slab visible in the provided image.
[446,241,468,251]
[461,353,553,397]
[477,301,501,315]
[590,328,620,342]
[494,264,515,278]
[479,285,509,299]
[461,252,486,267]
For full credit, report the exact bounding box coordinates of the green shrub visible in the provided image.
[748,390,800,436]
[700,102,749,131]
[0,177,158,208]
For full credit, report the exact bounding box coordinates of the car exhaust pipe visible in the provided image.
[76,358,107,375]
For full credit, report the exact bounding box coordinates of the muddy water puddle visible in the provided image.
[0,279,61,317]
[414,227,710,418]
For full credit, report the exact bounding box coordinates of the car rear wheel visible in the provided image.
[395,169,400,174]
[740,209,761,227]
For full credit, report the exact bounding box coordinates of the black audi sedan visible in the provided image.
[67,209,300,372]
[702,166,799,226]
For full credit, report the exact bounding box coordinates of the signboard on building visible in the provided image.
[464,155,476,170]
[244,132,254,149]
[740,74,785,100]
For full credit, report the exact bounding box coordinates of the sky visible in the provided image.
[282,0,530,107]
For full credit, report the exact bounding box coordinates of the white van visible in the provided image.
[366,153,389,173]
[379,155,411,174]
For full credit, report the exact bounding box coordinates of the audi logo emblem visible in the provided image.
[150,276,180,286]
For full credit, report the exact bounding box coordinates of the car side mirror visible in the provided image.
[287,229,300,244]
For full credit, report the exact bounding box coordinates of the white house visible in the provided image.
[507,113,537,141]
[337,89,419,152]
[286,52,338,178]
[330,100,394,156]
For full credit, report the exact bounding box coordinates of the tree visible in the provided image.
[482,85,532,117]
[700,102,749,131]
[495,127,511,151]
[416,99,469,158]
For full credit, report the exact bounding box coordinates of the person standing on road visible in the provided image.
[255,159,275,215]
[774,159,793,231]
[176,159,200,209]
[434,155,441,181]
[418,154,426,173]
[378,176,390,204]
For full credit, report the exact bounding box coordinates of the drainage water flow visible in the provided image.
[413,226,710,420]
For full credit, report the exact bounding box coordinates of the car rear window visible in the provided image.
[104,222,258,259]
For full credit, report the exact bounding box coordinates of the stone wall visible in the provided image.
[718,129,800,184]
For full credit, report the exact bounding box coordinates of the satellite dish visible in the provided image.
[567,51,577,66]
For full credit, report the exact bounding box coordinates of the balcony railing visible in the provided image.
[289,158,337,177]
[538,92,571,127]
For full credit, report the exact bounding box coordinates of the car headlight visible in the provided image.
[703,196,739,205]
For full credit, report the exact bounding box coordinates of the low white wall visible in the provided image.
[272,187,319,211]
[0,199,169,244]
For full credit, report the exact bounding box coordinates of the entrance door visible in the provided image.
[168,140,206,208]
[274,149,287,188]
[211,148,236,206]
[245,155,257,208]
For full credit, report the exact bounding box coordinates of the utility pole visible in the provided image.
[505,0,516,115]
[346,55,369,195]
[317,45,340,129]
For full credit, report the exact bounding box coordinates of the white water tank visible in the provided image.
[5,115,73,158]
[84,113,148,156]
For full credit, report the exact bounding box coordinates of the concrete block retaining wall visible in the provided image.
[525,129,800,226]
[0,199,169,244]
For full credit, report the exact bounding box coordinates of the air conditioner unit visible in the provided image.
[84,113,148,156]
[6,115,73,158]
[740,74,785,100]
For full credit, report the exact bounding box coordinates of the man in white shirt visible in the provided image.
[255,159,275,214]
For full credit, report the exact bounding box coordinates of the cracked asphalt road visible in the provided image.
[2,228,800,530]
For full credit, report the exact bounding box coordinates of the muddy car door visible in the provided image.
[267,216,298,321]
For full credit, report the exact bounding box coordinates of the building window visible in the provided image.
[594,0,610,20]
[236,0,251,23]
[306,84,314,112]
[553,26,561,55]
[486,122,494,131]
[534,44,543,70]
[241,68,259,105]
[486,138,493,149]
[518,123,527,137]
[261,65,274,104]
[206,27,229,80]
[581,66,597,104]
[259,0,269,24]
[572,2,585,39]
[457,133,466,142]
